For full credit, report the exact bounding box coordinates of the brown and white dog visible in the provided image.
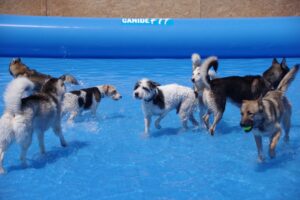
[9,57,79,91]
[0,77,68,173]
[240,65,299,162]
[62,85,122,122]
[192,56,290,135]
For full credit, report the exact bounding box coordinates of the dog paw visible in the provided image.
[61,142,67,147]
[155,123,162,129]
[269,150,276,159]
[209,128,214,136]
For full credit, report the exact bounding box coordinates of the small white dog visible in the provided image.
[62,85,122,122]
[0,77,67,174]
[191,53,217,124]
[133,78,199,135]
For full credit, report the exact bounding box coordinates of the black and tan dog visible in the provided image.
[192,57,290,135]
[240,65,299,161]
[9,57,79,91]
[62,85,122,122]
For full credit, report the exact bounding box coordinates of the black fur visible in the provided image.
[209,76,271,111]
[41,78,59,94]
[70,87,101,109]
[153,88,165,109]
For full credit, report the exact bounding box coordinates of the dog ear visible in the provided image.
[149,80,160,89]
[102,85,110,95]
[134,82,140,90]
[11,57,21,64]
[281,58,289,70]
[272,58,279,65]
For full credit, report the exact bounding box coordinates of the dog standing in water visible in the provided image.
[133,78,199,136]
[62,85,122,122]
[192,56,290,135]
[240,65,299,161]
[0,77,67,174]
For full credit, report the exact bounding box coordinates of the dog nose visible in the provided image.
[191,78,195,83]
[134,92,139,97]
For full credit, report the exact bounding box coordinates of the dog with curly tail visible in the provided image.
[0,77,67,174]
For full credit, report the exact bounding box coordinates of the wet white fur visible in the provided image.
[0,77,67,174]
[191,54,217,125]
[134,79,199,135]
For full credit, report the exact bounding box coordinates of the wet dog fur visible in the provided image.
[193,56,290,135]
[9,57,79,91]
[133,78,199,135]
[240,65,299,161]
[62,85,122,122]
[0,77,67,173]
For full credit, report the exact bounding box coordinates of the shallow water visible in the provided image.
[0,57,299,200]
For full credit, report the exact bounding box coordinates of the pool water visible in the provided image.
[0,57,299,200]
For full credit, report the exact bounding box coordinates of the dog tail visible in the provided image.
[277,64,299,93]
[59,74,79,85]
[4,77,34,114]
[200,56,218,89]
[192,53,201,70]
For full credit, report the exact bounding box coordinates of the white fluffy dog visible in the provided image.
[133,78,199,135]
[191,53,217,124]
[62,85,122,122]
[0,77,67,174]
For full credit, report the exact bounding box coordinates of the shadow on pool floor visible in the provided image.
[7,140,89,173]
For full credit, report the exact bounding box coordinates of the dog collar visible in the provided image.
[144,89,158,102]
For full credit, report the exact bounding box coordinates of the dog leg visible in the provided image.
[0,148,6,174]
[37,131,45,154]
[209,112,222,136]
[203,112,210,130]
[269,129,281,159]
[20,134,32,167]
[67,111,78,123]
[282,105,291,142]
[144,116,151,135]
[189,114,199,131]
[254,135,264,162]
[53,125,67,147]
[155,113,167,129]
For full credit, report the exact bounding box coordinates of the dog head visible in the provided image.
[41,78,66,101]
[133,79,160,101]
[240,99,264,132]
[9,58,30,77]
[99,85,122,100]
[263,58,289,89]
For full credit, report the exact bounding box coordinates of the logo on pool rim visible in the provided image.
[121,18,173,25]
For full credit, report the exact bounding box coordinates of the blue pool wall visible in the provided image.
[0,15,300,58]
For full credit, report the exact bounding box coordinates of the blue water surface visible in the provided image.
[0,57,299,200]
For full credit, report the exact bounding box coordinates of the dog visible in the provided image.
[9,57,79,91]
[240,65,299,161]
[133,78,199,135]
[192,56,290,135]
[0,77,67,174]
[191,53,217,125]
[62,85,122,122]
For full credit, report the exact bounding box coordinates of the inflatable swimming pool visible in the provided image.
[0,15,300,58]
[0,15,299,200]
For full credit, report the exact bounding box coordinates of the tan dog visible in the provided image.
[9,58,79,91]
[62,85,122,122]
[240,65,299,162]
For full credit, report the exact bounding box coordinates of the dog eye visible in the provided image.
[142,87,150,92]
[247,111,253,115]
